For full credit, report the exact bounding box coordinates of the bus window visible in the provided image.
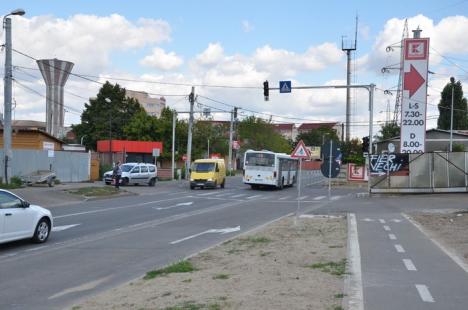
[245,153,275,167]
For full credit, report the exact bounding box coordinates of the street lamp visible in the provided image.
[104,98,113,163]
[3,8,25,184]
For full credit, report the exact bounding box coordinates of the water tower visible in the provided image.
[36,58,74,137]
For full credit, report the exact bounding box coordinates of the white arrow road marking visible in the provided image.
[361,218,375,222]
[390,219,402,223]
[246,195,262,199]
[154,201,193,210]
[170,226,241,245]
[52,224,80,232]
[415,284,435,303]
[330,195,342,201]
[403,259,417,271]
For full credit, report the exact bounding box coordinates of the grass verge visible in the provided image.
[164,301,221,310]
[307,259,347,276]
[144,261,196,280]
[68,186,121,197]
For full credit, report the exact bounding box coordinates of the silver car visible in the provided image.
[104,163,157,186]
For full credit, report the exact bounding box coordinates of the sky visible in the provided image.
[1,0,468,138]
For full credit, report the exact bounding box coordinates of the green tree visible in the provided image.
[72,81,145,150]
[192,121,229,159]
[340,138,364,165]
[376,122,400,141]
[437,77,468,130]
[295,126,339,146]
[123,110,158,141]
[238,116,291,153]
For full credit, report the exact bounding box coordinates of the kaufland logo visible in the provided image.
[405,39,428,60]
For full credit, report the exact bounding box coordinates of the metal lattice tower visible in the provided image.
[392,19,409,125]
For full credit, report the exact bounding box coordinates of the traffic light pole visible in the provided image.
[228,109,234,172]
[186,87,195,180]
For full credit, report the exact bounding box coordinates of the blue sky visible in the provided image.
[1,0,468,137]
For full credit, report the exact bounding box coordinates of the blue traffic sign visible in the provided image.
[279,81,291,93]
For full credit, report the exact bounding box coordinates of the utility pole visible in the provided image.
[450,84,454,152]
[172,111,176,180]
[186,86,195,179]
[3,17,13,183]
[228,109,234,172]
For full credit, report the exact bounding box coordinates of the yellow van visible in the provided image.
[190,159,226,189]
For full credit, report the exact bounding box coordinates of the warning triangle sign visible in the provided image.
[291,140,310,159]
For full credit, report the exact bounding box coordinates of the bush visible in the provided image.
[99,163,113,180]
[344,154,365,166]
[452,144,465,152]
[10,176,23,187]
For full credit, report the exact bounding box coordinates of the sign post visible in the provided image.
[400,37,430,153]
[291,140,311,224]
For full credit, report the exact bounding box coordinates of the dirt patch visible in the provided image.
[71,216,347,310]
[410,210,468,263]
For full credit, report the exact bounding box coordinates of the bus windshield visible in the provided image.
[245,153,275,167]
[193,162,215,172]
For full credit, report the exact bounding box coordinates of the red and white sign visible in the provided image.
[291,140,311,159]
[347,164,368,181]
[400,38,429,153]
[232,140,240,150]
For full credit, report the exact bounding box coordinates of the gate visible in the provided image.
[370,152,468,193]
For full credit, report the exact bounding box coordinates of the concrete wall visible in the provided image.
[0,150,90,182]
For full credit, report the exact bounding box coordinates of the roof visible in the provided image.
[11,120,46,129]
[297,122,337,130]
[272,123,294,130]
[0,128,64,144]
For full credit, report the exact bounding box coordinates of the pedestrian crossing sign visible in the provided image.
[279,81,291,93]
[291,140,310,159]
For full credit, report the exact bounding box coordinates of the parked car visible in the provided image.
[104,162,157,186]
[190,159,226,189]
[0,189,53,244]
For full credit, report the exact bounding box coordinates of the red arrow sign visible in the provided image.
[404,64,425,98]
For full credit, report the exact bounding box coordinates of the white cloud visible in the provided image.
[140,48,183,70]
[242,20,254,33]
[12,14,171,73]
[195,42,225,66]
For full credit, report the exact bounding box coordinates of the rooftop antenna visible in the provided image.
[341,15,358,142]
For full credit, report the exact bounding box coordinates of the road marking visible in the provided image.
[361,218,374,222]
[402,213,468,273]
[298,195,308,200]
[415,284,435,302]
[383,225,391,231]
[170,226,240,245]
[343,213,364,310]
[390,219,402,223]
[246,195,262,199]
[24,245,48,252]
[330,195,342,201]
[52,224,80,232]
[279,196,290,200]
[300,214,344,219]
[154,201,194,210]
[394,244,405,253]
[231,194,246,198]
[379,219,386,224]
[54,196,193,219]
[403,259,417,271]
[388,234,397,240]
[314,196,326,200]
[48,276,111,300]
[197,191,218,196]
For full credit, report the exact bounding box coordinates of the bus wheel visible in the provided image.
[251,184,258,190]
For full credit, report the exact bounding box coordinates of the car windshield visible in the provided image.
[121,164,135,172]
[245,153,275,167]
[193,163,215,172]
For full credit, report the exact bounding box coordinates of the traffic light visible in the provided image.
[263,80,269,101]
[233,107,238,119]
[362,136,369,153]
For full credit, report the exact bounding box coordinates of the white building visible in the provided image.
[126,90,166,117]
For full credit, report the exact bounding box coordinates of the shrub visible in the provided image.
[10,176,23,187]
[452,144,465,152]
[99,163,112,180]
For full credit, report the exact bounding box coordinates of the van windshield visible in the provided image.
[193,163,215,172]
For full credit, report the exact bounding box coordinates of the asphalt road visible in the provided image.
[2,176,467,310]
[0,175,357,309]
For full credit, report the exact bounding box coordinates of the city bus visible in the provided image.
[243,150,299,189]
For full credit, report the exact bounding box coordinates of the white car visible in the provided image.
[103,163,157,186]
[0,189,53,244]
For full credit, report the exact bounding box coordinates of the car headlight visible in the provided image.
[207,178,213,182]
[190,178,194,181]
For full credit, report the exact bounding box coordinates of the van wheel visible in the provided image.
[221,179,225,188]
[149,178,156,186]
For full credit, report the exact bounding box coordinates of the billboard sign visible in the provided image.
[400,38,429,153]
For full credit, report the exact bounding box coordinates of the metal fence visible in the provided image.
[0,149,91,182]
[370,152,468,193]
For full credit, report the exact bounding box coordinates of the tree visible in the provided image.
[376,122,400,141]
[192,121,229,160]
[238,116,291,153]
[72,81,145,150]
[437,77,468,130]
[295,126,339,146]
